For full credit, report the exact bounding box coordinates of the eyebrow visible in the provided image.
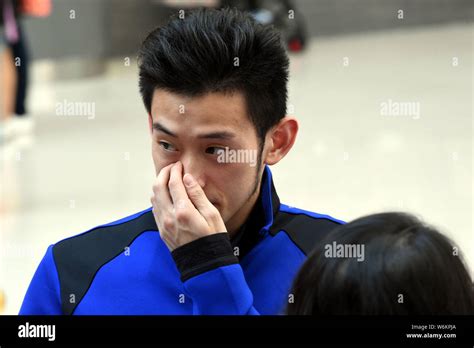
[153,122,176,137]
[153,122,236,140]
[197,131,235,140]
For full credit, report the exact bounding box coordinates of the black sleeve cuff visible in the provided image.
[171,232,239,282]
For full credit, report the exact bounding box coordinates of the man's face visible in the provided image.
[149,89,264,234]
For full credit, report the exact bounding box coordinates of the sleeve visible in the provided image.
[171,233,260,315]
[19,245,63,315]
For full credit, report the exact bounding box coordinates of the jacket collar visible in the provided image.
[230,165,280,258]
[260,165,281,233]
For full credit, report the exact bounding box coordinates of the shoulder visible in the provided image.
[269,203,345,255]
[50,208,157,314]
[52,207,157,261]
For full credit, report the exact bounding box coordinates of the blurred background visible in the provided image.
[0,0,472,314]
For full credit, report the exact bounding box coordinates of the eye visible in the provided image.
[159,141,177,152]
[205,146,227,155]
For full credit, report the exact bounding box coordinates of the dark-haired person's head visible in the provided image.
[138,8,297,235]
[287,212,474,315]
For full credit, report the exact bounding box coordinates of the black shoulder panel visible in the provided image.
[52,210,157,315]
[269,211,342,255]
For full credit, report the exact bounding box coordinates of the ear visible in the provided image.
[264,116,298,165]
[148,113,153,135]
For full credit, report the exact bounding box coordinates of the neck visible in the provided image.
[225,185,261,238]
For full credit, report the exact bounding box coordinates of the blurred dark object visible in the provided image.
[159,0,307,52]
[246,0,307,52]
[221,0,307,52]
[8,22,28,115]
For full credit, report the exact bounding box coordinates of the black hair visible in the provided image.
[138,7,289,143]
[287,212,474,315]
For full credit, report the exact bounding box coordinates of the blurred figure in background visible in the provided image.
[0,1,9,312]
[0,0,51,143]
[1,0,17,141]
[287,212,474,315]
[7,0,28,117]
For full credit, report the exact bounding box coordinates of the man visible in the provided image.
[20,8,342,315]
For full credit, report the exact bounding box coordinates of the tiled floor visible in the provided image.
[1,22,472,314]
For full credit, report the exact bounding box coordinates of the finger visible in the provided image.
[152,163,174,209]
[183,173,215,216]
[168,162,192,209]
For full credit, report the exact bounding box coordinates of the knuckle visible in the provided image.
[167,178,175,191]
[204,208,218,221]
[187,189,198,199]
[157,173,168,187]
[162,216,174,232]
[175,207,189,224]
[175,199,188,210]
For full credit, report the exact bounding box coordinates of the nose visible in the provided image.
[180,155,206,189]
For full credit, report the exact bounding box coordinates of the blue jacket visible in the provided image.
[19,166,343,315]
